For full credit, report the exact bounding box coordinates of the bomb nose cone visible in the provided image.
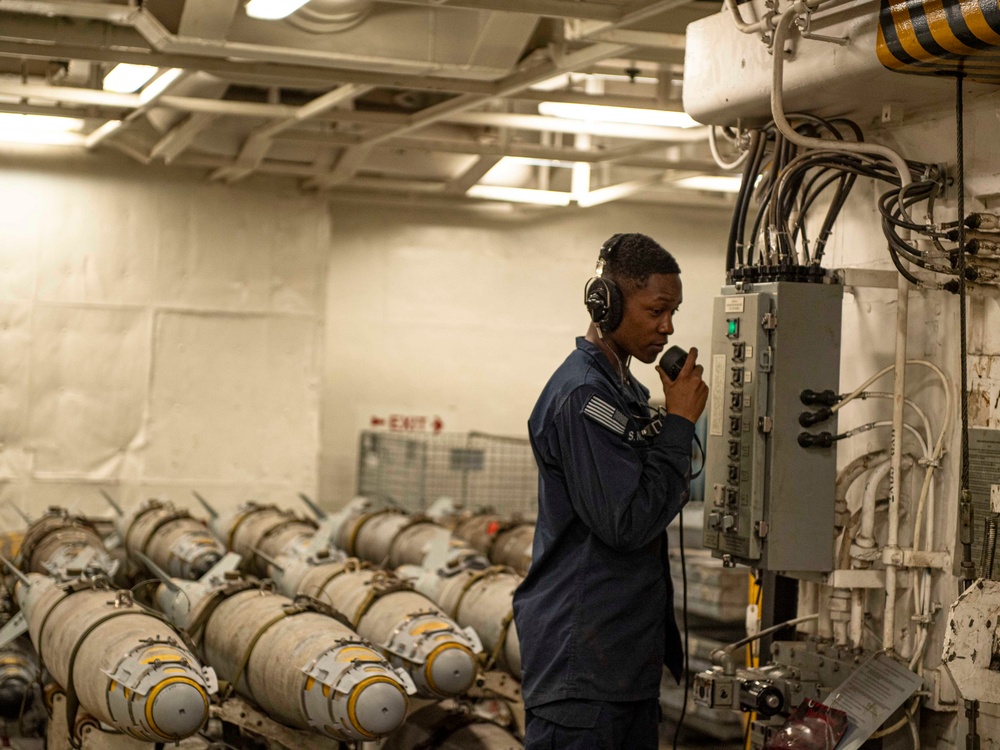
[351,678,408,737]
[426,642,477,696]
[0,677,31,720]
[148,677,209,739]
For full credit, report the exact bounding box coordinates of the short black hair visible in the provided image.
[601,233,680,290]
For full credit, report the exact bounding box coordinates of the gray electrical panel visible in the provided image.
[702,281,843,571]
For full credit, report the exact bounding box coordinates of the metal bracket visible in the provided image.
[881,547,951,570]
[795,9,848,46]
[761,312,777,330]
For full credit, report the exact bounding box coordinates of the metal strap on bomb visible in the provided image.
[484,610,514,671]
[343,509,402,556]
[384,515,433,562]
[447,566,513,621]
[221,597,348,701]
[288,595,354,630]
[446,566,515,671]
[33,579,106,665]
[18,512,98,573]
[254,515,317,553]
[225,504,265,549]
[297,558,369,602]
[349,571,413,628]
[127,506,191,558]
[185,581,258,649]
[60,593,159,749]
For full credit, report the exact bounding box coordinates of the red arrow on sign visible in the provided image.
[371,416,386,427]
[432,417,444,434]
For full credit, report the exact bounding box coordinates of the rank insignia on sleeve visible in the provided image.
[582,394,628,436]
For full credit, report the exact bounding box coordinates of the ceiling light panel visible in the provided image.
[102,64,158,93]
[245,0,312,20]
[537,102,700,129]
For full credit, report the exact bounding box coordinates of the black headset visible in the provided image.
[584,234,625,333]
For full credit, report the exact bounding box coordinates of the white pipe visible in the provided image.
[770,7,912,181]
[818,589,833,640]
[709,125,749,170]
[850,588,865,649]
[856,459,893,549]
[884,276,909,654]
[724,0,768,34]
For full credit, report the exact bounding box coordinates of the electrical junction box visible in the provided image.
[703,282,843,571]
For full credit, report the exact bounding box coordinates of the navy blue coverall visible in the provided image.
[513,337,693,750]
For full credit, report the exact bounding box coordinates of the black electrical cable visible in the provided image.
[955,74,976,589]
[738,132,770,268]
[727,130,763,270]
[954,69,980,750]
[671,506,689,750]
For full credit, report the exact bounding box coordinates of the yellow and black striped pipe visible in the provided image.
[878,0,1000,83]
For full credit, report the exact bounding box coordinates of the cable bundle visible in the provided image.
[723,117,999,289]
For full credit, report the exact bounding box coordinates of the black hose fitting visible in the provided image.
[799,407,833,427]
[799,389,840,407]
[798,431,835,449]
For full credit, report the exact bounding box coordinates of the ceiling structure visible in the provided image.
[0,0,739,211]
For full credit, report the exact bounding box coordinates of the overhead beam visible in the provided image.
[0,14,500,93]
[306,146,373,189]
[572,29,686,50]
[445,155,502,194]
[150,112,219,163]
[568,0,697,37]
[212,83,372,182]
[376,0,624,20]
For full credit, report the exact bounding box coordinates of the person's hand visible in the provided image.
[656,347,709,425]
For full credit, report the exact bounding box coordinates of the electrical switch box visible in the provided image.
[703,282,843,571]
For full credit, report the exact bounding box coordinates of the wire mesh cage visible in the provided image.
[356,431,538,518]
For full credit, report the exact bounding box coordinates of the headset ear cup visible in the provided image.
[584,277,608,327]
[584,277,624,333]
[603,279,624,332]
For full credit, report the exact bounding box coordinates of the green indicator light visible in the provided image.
[727,319,739,337]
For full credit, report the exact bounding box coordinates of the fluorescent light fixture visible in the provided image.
[0,113,85,145]
[538,101,700,129]
[530,72,658,91]
[245,0,311,19]
[467,185,571,206]
[673,175,744,193]
[103,64,158,93]
[139,68,185,104]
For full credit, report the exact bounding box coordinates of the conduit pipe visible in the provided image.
[771,3,912,654]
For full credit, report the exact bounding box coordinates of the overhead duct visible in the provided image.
[287,0,375,33]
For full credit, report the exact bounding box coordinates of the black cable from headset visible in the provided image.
[671,432,701,750]
[691,433,705,480]
[672,506,689,750]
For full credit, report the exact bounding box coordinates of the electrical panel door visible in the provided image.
[703,282,843,572]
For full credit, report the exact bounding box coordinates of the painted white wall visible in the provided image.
[0,147,327,524]
[321,201,732,505]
